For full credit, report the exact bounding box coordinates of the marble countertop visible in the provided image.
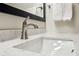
[0,33,44,56]
[0,33,79,56]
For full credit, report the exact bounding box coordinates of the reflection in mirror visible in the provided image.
[6,3,44,18]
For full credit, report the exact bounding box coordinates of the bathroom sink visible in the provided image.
[14,37,74,56]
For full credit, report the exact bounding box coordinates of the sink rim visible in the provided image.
[13,36,73,54]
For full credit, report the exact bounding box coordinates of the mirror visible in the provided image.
[6,3,43,17]
[5,3,46,21]
[0,3,46,22]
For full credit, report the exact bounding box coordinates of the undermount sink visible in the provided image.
[14,37,74,55]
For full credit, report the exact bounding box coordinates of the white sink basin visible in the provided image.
[14,37,74,56]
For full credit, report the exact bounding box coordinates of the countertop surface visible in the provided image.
[0,33,79,56]
[0,33,44,56]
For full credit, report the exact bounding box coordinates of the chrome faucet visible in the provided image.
[21,16,39,39]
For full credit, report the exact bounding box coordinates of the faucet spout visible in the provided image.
[21,16,39,40]
[26,23,39,29]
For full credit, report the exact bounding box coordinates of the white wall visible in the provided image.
[73,4,79,32]
[46,4,58,34]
